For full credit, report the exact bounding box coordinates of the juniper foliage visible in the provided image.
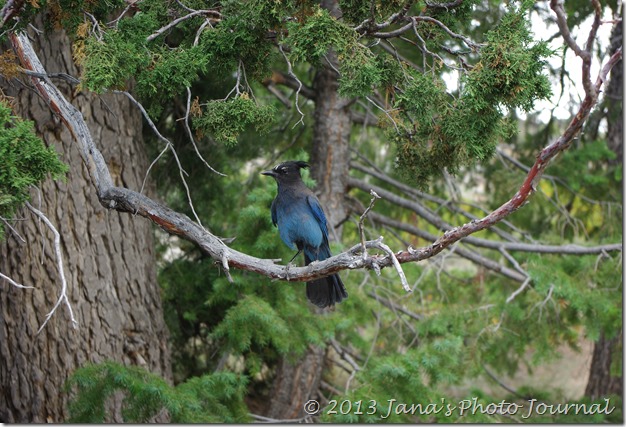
[65,361,249,422]
[0,101,67,239]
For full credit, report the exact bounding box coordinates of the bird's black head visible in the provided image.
[261,161,309,183]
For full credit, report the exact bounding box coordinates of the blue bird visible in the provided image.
[261,161,348,308]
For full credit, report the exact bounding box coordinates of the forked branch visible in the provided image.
[25,202,78,332]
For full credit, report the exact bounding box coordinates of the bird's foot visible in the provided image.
[284,262,296,280]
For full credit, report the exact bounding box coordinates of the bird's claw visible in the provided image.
[284,262,296,280]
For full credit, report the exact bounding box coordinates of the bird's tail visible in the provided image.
[306,274,348,308]
[304,248,348,308]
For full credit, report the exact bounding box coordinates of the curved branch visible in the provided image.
[371,20,414,39]
[10,33,113,194]
[370,15,480,52]
[389,47,623,266]
[146,9,221,42]
[278,44,306,127]
[414,16,483,51]
[550,0,599,98]
[365,211,528,282]
[8,28,622,288]
[424,0,463,10]
[353,187,621,256]
[496,148,618,206]
[353,1,413,33]
[350,162,526,243]
[25,202,78,332]
[264,71,316,100]
[8,30,390,283]
[0,271,33,289]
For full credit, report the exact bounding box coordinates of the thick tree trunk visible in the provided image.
[310,0,352,237]
[264,345,325,419]
[0,20,171,423]
[585,331,622,399]
[310,57,352,237]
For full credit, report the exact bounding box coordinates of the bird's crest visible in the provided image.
[274,160,308,171]
[293,160,309,169]
[272,160,309,174]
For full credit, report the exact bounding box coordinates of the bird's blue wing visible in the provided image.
[306,196,328,237]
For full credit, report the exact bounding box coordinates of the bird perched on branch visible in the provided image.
[261,160,348,308]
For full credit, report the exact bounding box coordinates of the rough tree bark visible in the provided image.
[264,346,326,419]
[585,331,623,400]
[0,20,171,422]
[310,58,351,239]
[310,0,352,236]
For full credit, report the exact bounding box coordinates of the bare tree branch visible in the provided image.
[21,70,80,85]
[1,215,26,243]
[108,0,139,27]
[146,9,221,42]
[114,90,206,227]
[424,0,463,10]
[506,277,531,304]
[549,0,586,57]
[6,13,622,294]
[358,189,381,259]
[182,87,227,176]
[413,16,483,51]
[550,0,600,98]
[369,14,481,52]
[367,291,423,320]
[372,236,411,292]
[0,271,33,289]
[278,44,306,127]
[263,71,316,100]
[25,202,78,332]
[361,204,621,256]
[371,21,414,39]
[353,0,412,33]
[351,161,527,243]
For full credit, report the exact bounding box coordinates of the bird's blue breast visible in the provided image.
[275,203,324,250]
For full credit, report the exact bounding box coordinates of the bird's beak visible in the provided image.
[261,170,276,177]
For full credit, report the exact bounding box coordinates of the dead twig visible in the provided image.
[0,271,33,289]
[146,9,221,42]
[358,190,381,260]
[25,202,78,332]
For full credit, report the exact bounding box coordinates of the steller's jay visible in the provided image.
[261,161,348,308]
